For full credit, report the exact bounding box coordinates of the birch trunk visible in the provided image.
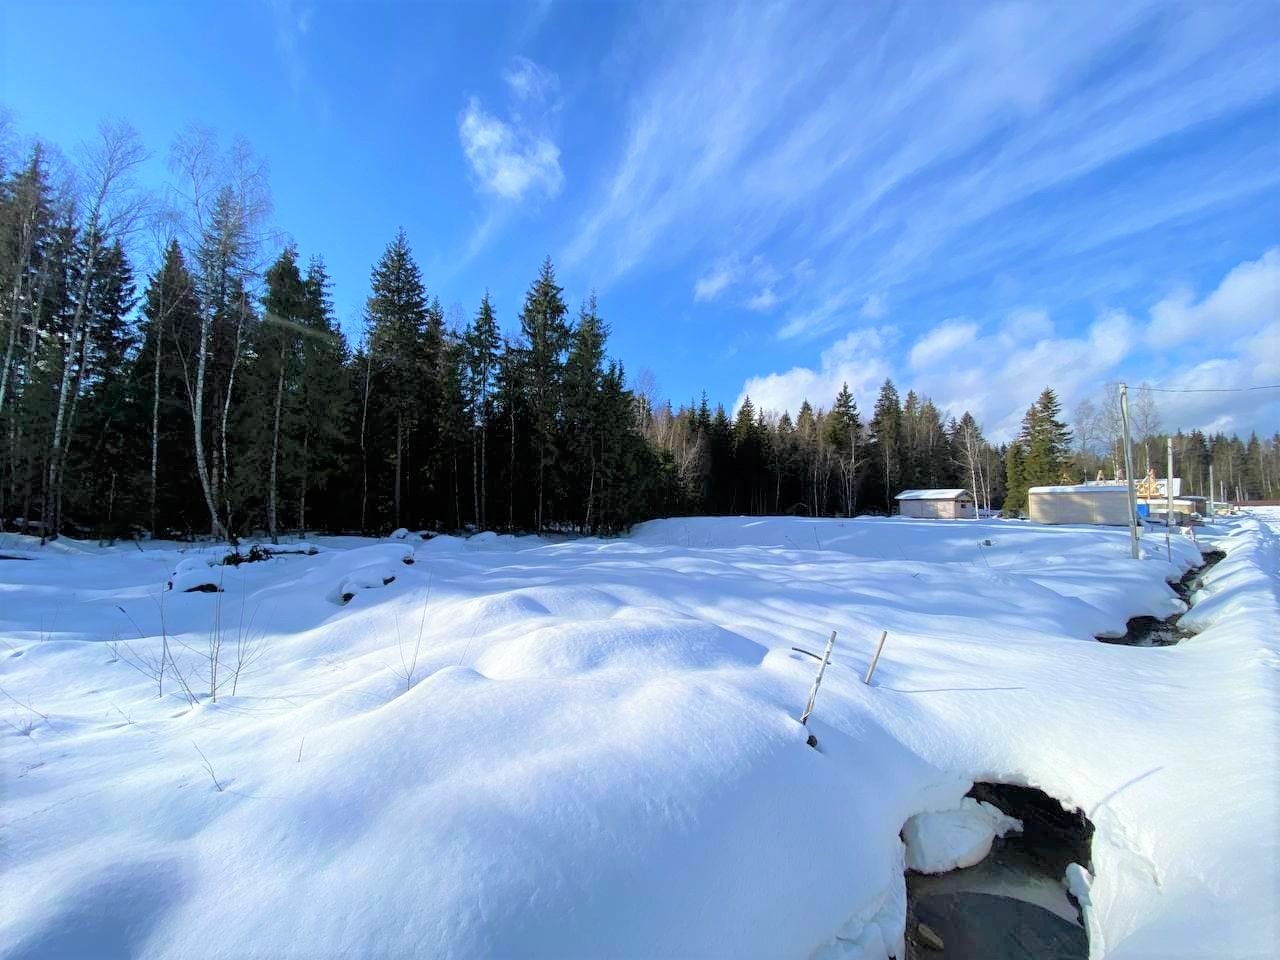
[0,175,42,416]
[0,269,26,416]
[149,312,162,535]
[46,231,101,536]
[218,294,247,538]
[359,346,372,533]
[190,305,224,539]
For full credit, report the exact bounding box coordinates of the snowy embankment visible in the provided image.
[0,515,1275,958]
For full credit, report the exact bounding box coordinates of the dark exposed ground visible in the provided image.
[1098,546,1226,646]
[904,784,1094,960]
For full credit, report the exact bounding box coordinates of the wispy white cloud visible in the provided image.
[739,251,1280,439]
[909,320,977,370]
[860,293,887,320]
[268,0,318,103]
[1147,248,1280,346]
[778,290,854,340]
[738,327,894,415]
[567,1,1280,342]
[459,93,562,201]
[693,259,739,302]
[692,253,783,306]
[747,287,778,312]
[504,56,560,105]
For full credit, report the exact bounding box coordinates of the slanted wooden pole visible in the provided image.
[864,630,889,685]
[1120,384,1140,559]
[800,631,837,726]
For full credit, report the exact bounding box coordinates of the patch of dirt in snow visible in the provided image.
[903,783,1094,960]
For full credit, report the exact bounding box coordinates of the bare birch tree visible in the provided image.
[45,122,147,537]
[168,129,271,540]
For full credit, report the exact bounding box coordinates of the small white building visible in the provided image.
[1028,484,1131,526]
[895,489,976,519]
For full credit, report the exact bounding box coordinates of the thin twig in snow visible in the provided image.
[193,741,223,791]
[454,621,482,669]
[0,685,49,721]
[390,574,432,692]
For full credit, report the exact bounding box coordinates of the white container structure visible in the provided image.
[895,489,976,519]
[1028,484,1132,526]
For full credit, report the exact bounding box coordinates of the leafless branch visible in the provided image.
[192,741,223,792]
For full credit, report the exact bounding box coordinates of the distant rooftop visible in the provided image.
[1029,484,1128,494]
[895,489,971,501]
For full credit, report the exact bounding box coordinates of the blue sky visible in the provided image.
[3,0,1278,439]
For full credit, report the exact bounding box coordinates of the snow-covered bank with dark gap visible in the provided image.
[1,513,1276,959]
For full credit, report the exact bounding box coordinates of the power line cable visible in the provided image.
[1133,384,1280,394]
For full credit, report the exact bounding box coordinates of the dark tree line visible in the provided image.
[639,380,1008,519]
[0,126,665,539]
[3,124,1276,542]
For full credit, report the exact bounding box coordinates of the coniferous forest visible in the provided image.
[3,124,1278,542]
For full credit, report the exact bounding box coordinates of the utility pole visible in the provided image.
[1165,436,1174,562]
[1209,463,1215,522]
[1120,384,1140,559]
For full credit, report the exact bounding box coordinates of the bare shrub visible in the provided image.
[1,687,51,738]
[389,575,432,693]
[192,741,223,792]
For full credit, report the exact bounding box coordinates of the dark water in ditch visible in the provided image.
[1097,548,1226,647]
[905,784,1094,960]
[903,548,1228,957]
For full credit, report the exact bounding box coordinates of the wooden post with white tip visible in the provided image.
[864,630,889,685]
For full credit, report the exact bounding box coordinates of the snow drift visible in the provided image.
[0,514,1275,958]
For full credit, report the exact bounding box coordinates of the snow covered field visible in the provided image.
[1,513,1276,959]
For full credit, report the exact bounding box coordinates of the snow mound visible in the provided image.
[902,797,1022,873]
[167,556,221,592]
[329,562,400,604]
[248,541,320,556]
[173,556,212,575]
[388,528,430,542]
[1,513,1274,958]
[475,618,767,680]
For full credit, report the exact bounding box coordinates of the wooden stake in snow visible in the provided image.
[864,630,889,685]
[799,631,837,726]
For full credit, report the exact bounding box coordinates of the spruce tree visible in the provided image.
[825,382,861,516]
[364,230,428,529]
[869,379,902,511]
[1023,387,1073,488]
[249,245,306,541]
[135,239,202,535]
[63,240,139,537]
[708,403,734,514]
[517,256,569,531]
[734,396,761,514]
[563,293,606,530]
[463,292,501,528]
[415,295,447,525]
[1004,441,1027,515]
[297,256,352,532]
[494,336,528,530]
